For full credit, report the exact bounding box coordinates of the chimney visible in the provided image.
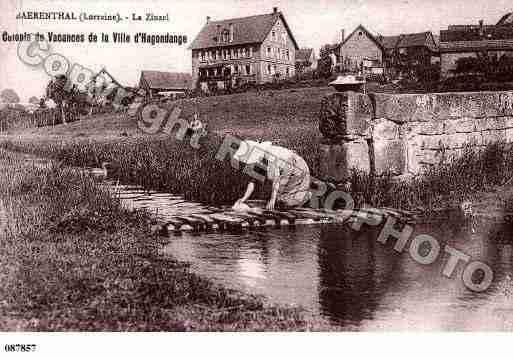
[340,29,345,43]
[273,7,278,13]
[206,16,210,23]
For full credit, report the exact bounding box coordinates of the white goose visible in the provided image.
[86,161,109,180]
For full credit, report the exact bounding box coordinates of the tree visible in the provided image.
[46,75,74,124]
[28,96,39,105]
[0,88,20,104]
[318,44,334,79]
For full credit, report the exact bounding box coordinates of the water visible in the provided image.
[161,219,513,330]
[19,155,513,330]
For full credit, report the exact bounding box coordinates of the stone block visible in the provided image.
[506,128,513,142]
[418,149,445,166]
[372,93,427,123]
[444,132,480,149]
[319,141,370,181]
[372,118,401,140]
[419,135,445,150]
[418,121,444,135]
[453,119,476,133]
[481,129,506,145]
[346,91,373,135]
[406,141,421,174]
[372,91,513,124]
[373,140,406,175]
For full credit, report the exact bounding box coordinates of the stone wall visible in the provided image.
[319,90,513,181]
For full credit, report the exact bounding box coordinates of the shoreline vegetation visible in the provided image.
[2,85,513,213]
[0,150,319,330]
[2,85,513,330]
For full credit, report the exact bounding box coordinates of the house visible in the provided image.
[335,24,438,77]
[139,70,192,98]
[439,16,513,78]
[336,25,385,74]
[381,31,439,77]
[189,7,299,92]
[295,48,317,71]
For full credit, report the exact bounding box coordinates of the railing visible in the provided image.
[0,105,117,132]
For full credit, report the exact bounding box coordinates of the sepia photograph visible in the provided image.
[1,0,513,355]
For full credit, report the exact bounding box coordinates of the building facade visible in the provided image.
[336,24,438,78]
[337,25,384,74]
[189,7,299,92]
[440,17,513,78]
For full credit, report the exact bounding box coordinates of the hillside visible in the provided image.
[6,86,334,143]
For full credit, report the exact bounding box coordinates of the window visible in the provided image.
[201,51,205,61]
[212,51,217,60]
[286,67,290,77]
[286,49,290,61]
[234,64,239,73]
[249,47,253,58]
[272,30,276,41]
[267,47,271,57]
[222,30,229,43]
[281,33,287,44]
[242,48,246,57]
[246,64,251,75]
[267,64,271,74]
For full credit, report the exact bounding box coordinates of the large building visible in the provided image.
[439,16,513,78]
[189,7,299,92]
[335,24,438,77]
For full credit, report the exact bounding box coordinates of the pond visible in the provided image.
[160,219,513,330]
[20,154,513,330]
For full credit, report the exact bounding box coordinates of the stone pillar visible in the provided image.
[318,91,374,181]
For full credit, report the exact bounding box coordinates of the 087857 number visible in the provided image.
[4,344,37,352]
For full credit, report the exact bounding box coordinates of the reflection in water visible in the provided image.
[317,226,401,326]
[162,218,513,330]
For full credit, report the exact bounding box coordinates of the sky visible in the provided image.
[0,0,512,102]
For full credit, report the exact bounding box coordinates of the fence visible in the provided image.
[0,105,116,132]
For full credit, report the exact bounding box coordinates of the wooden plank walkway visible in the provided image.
[152,206,417,234]
[109,185,418,235]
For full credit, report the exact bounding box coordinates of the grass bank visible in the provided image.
[3,85,513,212]
[0,150,317,330]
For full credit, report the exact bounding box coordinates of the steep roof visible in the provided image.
[340,24,384,51]
[439,39,513,52]
[139,71,192,90]
[296,48,313,62]
[497,12,513,26]
[379,32,437,51]
[381,35,400,50]
[189,11,299,50]
[397,32,433,48]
